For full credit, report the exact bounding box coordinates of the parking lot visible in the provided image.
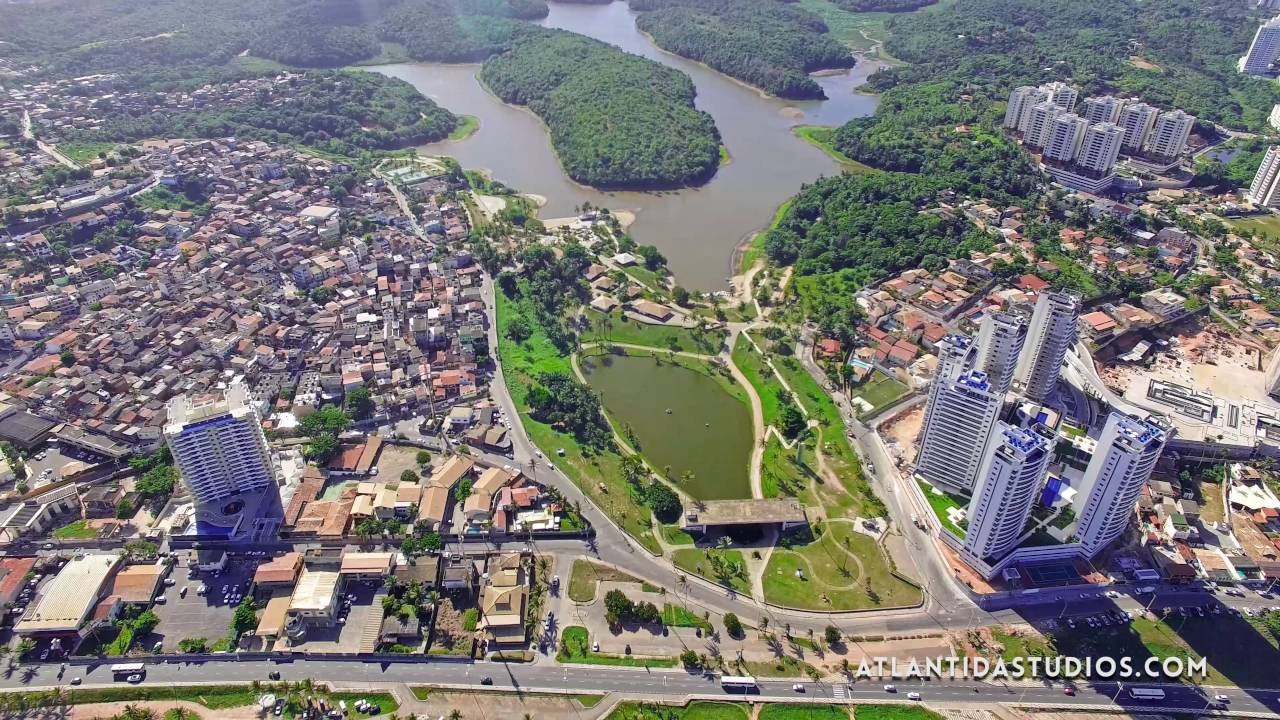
[23,441,102,488]
[148,554,263,652]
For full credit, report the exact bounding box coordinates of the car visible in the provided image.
[269,671,281,680]
[1063,686,1076,696]
[154,595,167,604]
[42,543,54,551]
[70,677,81,685]
[792,684,805,693]
[907,692,921,701]
[480,677,493,685]
[592,641,600,652]
[126,674,143,684]
[179,586,188,598]
[883,684,897,693]
[1215,694,1230,702]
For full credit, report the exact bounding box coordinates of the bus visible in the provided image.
[720,675,759,694]
[110,663,145,679]
[1128,688,1166,701]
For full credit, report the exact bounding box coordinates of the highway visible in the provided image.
[9,658,1280,716]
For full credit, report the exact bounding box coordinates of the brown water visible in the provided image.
[370,0,879,290]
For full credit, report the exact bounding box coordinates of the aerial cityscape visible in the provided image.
[6,1,1280,719]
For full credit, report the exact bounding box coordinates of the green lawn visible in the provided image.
[568,559,641,603]
[621,263,669,289]
[233,55,287,73]
[990,627,1056,664]
[918,479,967,537]
[57,141,119,164]
[0,685,375,712]
[558,626,677,668]
[855,707,945,720]
[732,335,786,427]
[760,435,817,499]
[739,655,820,679]
[448,114,480,141]
[795,0,896,55]
[793,126,876,173]
[136,186,211,215]
[851,371,910,415]
[1228,214,1280,241]
[577,694,605,708]
[662,604,712,631]
[770,352,881,516]
[760,704,847,720]
[52,518,97,540]
[606,701,749,720]
[497,288,660,554]
[762,521,922,611]
[672,548,750,594]
[582,309,726,354]
[350,41,411,66]
[660,524,697,546]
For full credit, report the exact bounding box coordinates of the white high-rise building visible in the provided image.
[1042,81,1078,112]
[1042,114,1087,163]
[1023,102,1063,149]
[1144,109,1195,160]
[1117,102,1159,153]
[915,367,1002,493]
[974,312,1026,396]
[1072,413,1166,555]
[1081,95,1124,125]
[1014,291,1079,402]
[164,383,281,538]
[1005,86,1052,133]
[1076,122,1124,175]
[1247,145,1280,207]
[962,423,1051,563]
[1241,16,1280,75]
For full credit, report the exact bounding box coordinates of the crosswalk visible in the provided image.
[833,684,847,701]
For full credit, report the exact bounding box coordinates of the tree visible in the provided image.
[132,609,160,635]
[356,518,383,539]
[13,638,34,663]
[671,286,690,306]
[300,405,350,436]
[680,649,700,668]
[780,404,806,439]
[506,314,533,343]
[723,612,743,638]
[136,465,177,500]
[230,597,257,637]
[416,450,432,466]
[824,625,841,645]
[345,386,375,420]
[454,478,473,502]
[400,469,420,484]
[309,286,335,304]
[115,497,135,519]
[59,350,75,367]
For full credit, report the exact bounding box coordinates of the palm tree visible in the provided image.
[13,638,34,663]
[448,710,464,720]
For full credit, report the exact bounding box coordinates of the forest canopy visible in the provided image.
[479,28,722,188]
[62,71,459,157]
[629,0,854,99]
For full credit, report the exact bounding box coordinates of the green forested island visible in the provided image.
[480,29,722,187]
[63,72,459,158]
[629,0,854,99]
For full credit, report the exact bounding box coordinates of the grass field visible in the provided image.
[762,520,922,611]
[662,604,713,631]
[759,703,848,719]
[1228,214,1280,241]
[739,654,820,679]
[918,479,967,537]
[568,559,641,603]
[497,287,660,554]
[795,0,893,55]
[52,518,97,540]
[558,626,677,668]
[606,701,749,720]
[855,706,945,720]
[581,309,726,354]
[851,371,910,415]
[661,524,697,546]
[760,435,816,499]
[731,335,786,427]
[990,627,1056,664]
[792,126,876,173]
[448,115,480,141]
[672,548,751,594]
[57,141,118,164]
[739,199,791,273]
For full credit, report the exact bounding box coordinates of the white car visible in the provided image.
[883,684,896,693]
[126,674,143,684]
[1214,694,1230,702]
[907,692,921,701]
[792,684,805,693]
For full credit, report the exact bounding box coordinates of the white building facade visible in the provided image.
[1072,413,1167,555]
[1014,291,1079,402]
[962,423,1052,564]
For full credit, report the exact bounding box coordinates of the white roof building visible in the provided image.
[15,552,122,634]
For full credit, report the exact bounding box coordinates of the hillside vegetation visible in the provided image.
[479,28,721,188]
[630,0,854,99]
[63,71,458,157]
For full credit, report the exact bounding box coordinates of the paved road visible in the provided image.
[11,658,1280,716]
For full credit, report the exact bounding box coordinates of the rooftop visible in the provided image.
[680,498,807,529]
[16,553,121,633]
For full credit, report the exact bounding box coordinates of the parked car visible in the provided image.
[126,674,143,684]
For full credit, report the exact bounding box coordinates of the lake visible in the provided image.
[580,352,753,501]
[370,0,879,291]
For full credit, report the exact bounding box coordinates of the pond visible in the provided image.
[580,352,753,500]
